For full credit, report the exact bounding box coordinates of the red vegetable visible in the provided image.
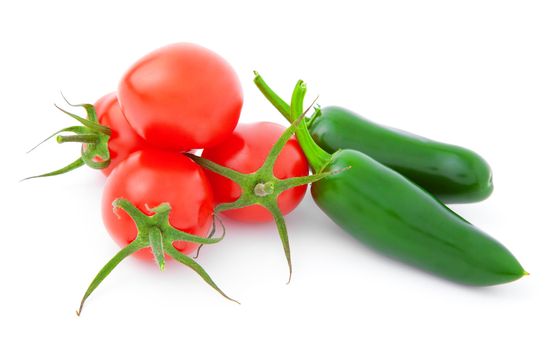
[202,122,309,222]
[118,43,243,151]
[102,149,214,259]
[25,93,148,179]
[77,148,236,315]
[93,93,147,175]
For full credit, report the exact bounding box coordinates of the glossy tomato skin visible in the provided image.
[102,149,214,260]
[118,43,243,152]
[202,122,309,222]
[94,92,147,176]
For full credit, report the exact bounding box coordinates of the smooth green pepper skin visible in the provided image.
[253,73,526,286]
[312,149,524,285]
[308,106,493,204]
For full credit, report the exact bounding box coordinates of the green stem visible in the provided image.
[275,168,348,192]
[186,154,247,183]
[264,201,292,283]
[193,215,224,259]
[113,197,144,217]
[214,196,254,213]
[60,94,99,122]
[25,97,113,179]
[76,198,235,315]
[253,72,331,173]
[81,147,110,169]
[21,157,85,181]
[27,126,89,153]
[188,111,342,281]
[164,242,239,304]
[149,228,166,271]
[77,240,146,316]
[306,107,322,129]
[165,225,225,244]
[254,71,291,117]
[57,134,99,144]
[54,104,111,135]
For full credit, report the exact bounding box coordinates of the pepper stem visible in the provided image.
[76,198,236,316]
[254,72,332,173]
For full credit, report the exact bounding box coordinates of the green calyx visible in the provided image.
[23,95,112,180]
[253,72,332,174]
[187,91,346,283]
[76,198,237,316]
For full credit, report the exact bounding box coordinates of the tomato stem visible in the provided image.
[254,182,274,197]
[186,105,347,283]
[56,134,99,144]
[148,228,166,271]
[264,200,292,284]
[193,215,224,259]
[21,157,85,181]
[27,126,89,153]
[23,96,113,180]
[76,198,237,316]
[76,240,145,316]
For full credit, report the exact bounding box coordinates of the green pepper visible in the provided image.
[255,73,526,286]
[302,106,493,204]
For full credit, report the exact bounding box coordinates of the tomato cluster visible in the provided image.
[103,44,308,242]
[31,43,317,314]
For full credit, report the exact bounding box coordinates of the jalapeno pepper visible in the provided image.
[255,73,526,286]
[307,106,493,203]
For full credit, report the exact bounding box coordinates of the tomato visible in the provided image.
[202,122,309,222]
[102,149,214,260]
[93,93,148,175]
[118,43,243,151]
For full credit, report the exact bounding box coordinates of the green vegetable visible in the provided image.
[255,73,527,286]
[306,106,493,203]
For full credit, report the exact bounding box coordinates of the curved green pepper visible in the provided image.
[255,74,526,286]
[314,149,523,285]
[306,106,493,204]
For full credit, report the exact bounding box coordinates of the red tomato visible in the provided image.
[102,149,214,260]
[202,122,309,222]
[118,43,243,151]
[93,93,148,175]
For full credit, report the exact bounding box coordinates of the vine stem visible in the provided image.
[23,95,112,180]
[254,72,332,173]
[76,198,237,316]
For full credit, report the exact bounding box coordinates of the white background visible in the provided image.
[2,1,558,349]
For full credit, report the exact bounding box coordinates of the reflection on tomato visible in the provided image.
[118,43,243,152]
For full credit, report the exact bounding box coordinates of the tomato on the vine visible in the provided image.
[78,148,236,314]
[93,93,147,175]
[102,149,214,260]
[118,43,243,151]
[202,122,309,222]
